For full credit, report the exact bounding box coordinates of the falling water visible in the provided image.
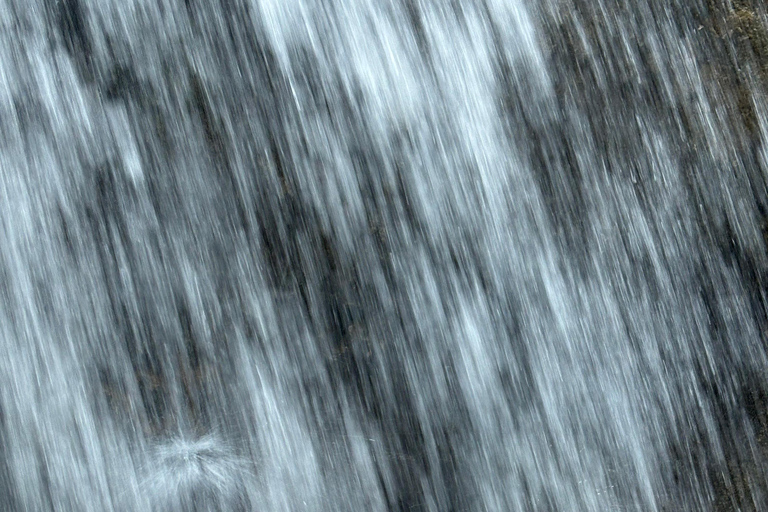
[2,0,768,510]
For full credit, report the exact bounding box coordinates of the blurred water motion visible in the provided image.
[2,0,768,510]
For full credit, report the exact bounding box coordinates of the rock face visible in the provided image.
[3,0,768,510]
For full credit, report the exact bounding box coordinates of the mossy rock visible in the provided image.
[730,8,768,76]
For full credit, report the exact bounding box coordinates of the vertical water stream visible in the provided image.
[2,0,768,510]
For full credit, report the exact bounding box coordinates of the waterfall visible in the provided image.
[2,0,768,510]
